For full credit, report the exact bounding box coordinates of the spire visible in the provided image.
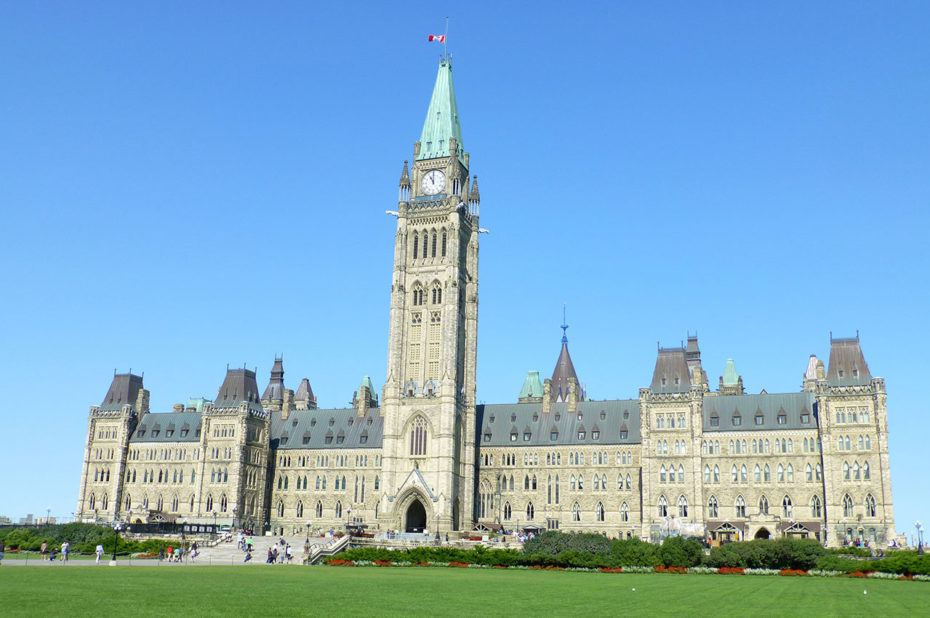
[722,359,739,386]
[417,58,465,165]
[399,160,410,188]
[518,370,544,403]
[550,318,580,403]
[560,304,569,343]
[262,355,285,403]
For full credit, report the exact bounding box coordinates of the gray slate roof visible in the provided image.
[269,407,383,450]
[130,412,202,443]
[651,348,692,394]
[826,337,872,386]
[477,399,641,447]
[702,392,816,432]
[100,373,144,411]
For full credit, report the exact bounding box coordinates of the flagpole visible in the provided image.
[444,16,449,59]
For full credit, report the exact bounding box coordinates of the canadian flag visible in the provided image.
[428,35,445,43]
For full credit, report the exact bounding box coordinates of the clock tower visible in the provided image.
[378,56,481,534]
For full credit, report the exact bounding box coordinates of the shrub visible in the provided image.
[611,537,659,567]
[658,536,704,567]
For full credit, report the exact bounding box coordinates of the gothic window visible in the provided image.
[806,463,813,481]
[843,461,850,480]
[277,501,284,517]
[778,464,785,482]
[708,495,718,518]
[596,502,605,522]
[412,233,419,259]
[659,466,666,483]
[577,475,583,490]
[678,495,688,517]
[679,465,685,483]
[503,502,512,520]
[759,495,769,515]
[810,495,822,518]
[731,465,738,483]
[854,461,861,480]
[865,435,871,450]
[713,465,720,483]
[89,494,96,511]
[532,475,538,490]
[410,417,427,456]
[764,464,771,482]
[547,475,552,504]
[206,495,213,512]
[431,232,437,258]
[754,464,762,482]
[787,464,794,482]
[858,435,864,450]
[735,495,746,518]
[626,474,632,490]
[124,494,131,510]
[296,501,303,518]
[431,284,442,304]
[441,231,447,257]
[555,475,560,504]
[816,463,823,481]
[621,502,630,522]
[842,494,854,518]
[658,496,668,518]
[573,502,581,522]
[316,501,323,518]
[526,502,534,520]
[704,465,711,483]
[220,494,228,512]
[740,465,747,482]
[782,495,793,518]
[865,494,876,517]
[601,474,607,490]
[594,475,600,490]
[863,462,870,480]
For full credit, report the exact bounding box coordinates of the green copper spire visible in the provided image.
[519,370,544,400]
[722,359,739,387]
[417,59,465,165]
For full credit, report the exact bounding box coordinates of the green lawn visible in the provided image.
[1,566,927,616]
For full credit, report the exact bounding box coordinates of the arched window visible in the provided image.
[843,461,850,480]
[296,501,303,517]
[503,502,512,520]
[625,473,632,490]
[594,475,601,490]
[787,464,794,483]
[658,495,668,518]
[759,495,769,514]
[220,494,228,512]
[731,465,738,483]
[659,466,666,483]
[708,495,718,518]
[577,475,584,490]
[740,465,747,482]
[441,231,447,257]
[124,494,131,510]
[754,465,761,482]
[335,501,342,518]
[570,475,577,490]
[858,435,864,450]
[431,232,437,258]
[678,465,685,483]
[532,475,538,490]
[704,465,711,483]
[89,494,96,511]
[526,502,534,520]
[778,464,785,482]
[206,495,213,512]
[621,502,630,522]
[806,463,813,481]
[572,502,581,522]
[816,463,822,481]
[410,417,427,456]
[865,494,876,517]
[678,495,688,517]
[842,494,854,518]
[713,465,720,483]
[810,495,822,518]
[854,462,861,480]
[316,501,323,518]
[735,495,746,518]
[845,436,851,451]
[865,435,871,450]
[782,495,793,518]
[412,233,419,259]
[524,475,530,490]
[596,502,605,522]
[863,462,870,480]
[277,500,284,517]
[663,440,668,455]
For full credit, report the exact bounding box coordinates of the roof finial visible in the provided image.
[561,303,569,343]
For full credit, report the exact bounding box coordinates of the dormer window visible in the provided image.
[661,378,667,386]
[732,415,741,426]
[839,370,844,378]
[755,415,764,425]
[310,419,317,427]
[777,414,787,425]
[510,432,517,442]
[524,432,531,441]
[137,430,146,438]
[592,430,600,440]
[710,416,719,427]
[483,433,491,442]
[151,430,160,438]
[532,413,539,422]
[360,435,367,444]
[578,431,585,440]
[674,377,680,385]
[550,431,559,441]
[853,369,859,377]
[620,430,628,439]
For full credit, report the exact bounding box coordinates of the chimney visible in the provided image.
[542,380,552,415]
[281,389,294,421]
[357,386,370,417]
[567,377,579,413]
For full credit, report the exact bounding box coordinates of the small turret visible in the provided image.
[719,359,744,395]
[468,175,480,215]
[353,376,379,417]
[294,378,317,410]
[399,160,411,202]
[518,370,544,403]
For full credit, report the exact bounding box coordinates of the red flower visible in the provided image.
[718,567,745,575]
[779,569,809,576]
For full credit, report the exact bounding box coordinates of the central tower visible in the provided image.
[379,57,480,533]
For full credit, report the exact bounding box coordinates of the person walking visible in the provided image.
[95,543,105,564]
[0,539,5,566]
[40,541,48,560]
[62,541,70,562]
[167,545,173,562]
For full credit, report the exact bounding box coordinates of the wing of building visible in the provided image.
[76,56,894,547]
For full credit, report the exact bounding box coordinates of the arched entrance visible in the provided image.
[405,499,427,532]
[754,527,771,539]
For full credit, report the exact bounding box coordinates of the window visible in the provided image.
[550,431,558,441]
[596,502,605,522]
[410,417,427,456]
[658,496,668,518]
[759,495,769,515]
[782,495,793,518]
[526,502,534,520]
[659,466,667,483]
[524,432,531,441]
[787,464,794,482]
[704,465,711,484]
[843,461,850,480]
[735,496,746,518]
[678,495,688,517]
[503,502,511,520]
[755,415,764,425]
[572,502,581,522]
[710,416,719,427]
[754,465,761,482]
[810,495,822,518]
[713,465,720,483]
[778,464,785,482]
[592,430,600,439]
[806,463,813,481]
[732,415,741,426]
[578,431,585,440]
[707,496,718,518]
[777,414,786,425]
[621,502,630,522]
[731,465,738,483]
[842,494,854,518]
[679,465,685,483]
[864,462,871,480]
[865,494,876,517]
[740,465,747,482]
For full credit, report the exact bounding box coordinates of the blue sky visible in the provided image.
[2,2,928,538]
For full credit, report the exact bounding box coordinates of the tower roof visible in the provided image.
[722,359,740,387]
[215,367,261,407]
[519,370,544,400]
[100,373,144,410]
[295,378,316,407]
[826,334,871,386]
[417,59,465,165]
[550,341,580,402]
[262,356,285,402]
[650,347,691,394]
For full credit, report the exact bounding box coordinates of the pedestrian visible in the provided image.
[176,546,183,562]
[40,541,48,560]
[62,541,70,562]
[286,544,293,563]
[158,548,164,561]
[266,548,274,564]
[0,539,5,566]
[167,545,173,562]
[95,543,105,564]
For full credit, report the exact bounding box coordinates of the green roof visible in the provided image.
[417,59,465,165]
[360,375,378,403]
[519,371,544,399]
[722,359,739,387]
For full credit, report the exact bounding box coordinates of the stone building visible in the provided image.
[76,56,895,547]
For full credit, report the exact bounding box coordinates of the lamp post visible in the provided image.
[917,521,924,555]
[306,520,312,542]
[346,508,352,535]
[111,521,122,563]
[46,506,51,526]
[232,507,238,532]
[212,511,217,540]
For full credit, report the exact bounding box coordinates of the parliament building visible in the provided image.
[76,57,895,547]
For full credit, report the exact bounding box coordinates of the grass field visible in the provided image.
[1,566,928,616]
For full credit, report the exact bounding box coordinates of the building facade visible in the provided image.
[76,57,895,547]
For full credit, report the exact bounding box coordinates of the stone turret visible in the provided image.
[719,359,744,395]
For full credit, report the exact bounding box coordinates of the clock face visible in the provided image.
[421,169,446,195]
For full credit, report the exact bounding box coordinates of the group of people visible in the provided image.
[157,542,198,563]
[265,538,293,564]
[39,541,69,562]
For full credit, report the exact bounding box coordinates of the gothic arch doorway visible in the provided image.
[405,499,427,533]
[754,527,771,539]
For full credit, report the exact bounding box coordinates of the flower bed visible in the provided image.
[600,567,623,573]
[328,559,355,566]
[654,565,688,574]
[718,567,745,575]
[780,569,809,576]
[374,560,392,567]
[848,571,874,578]
[448,561,470,568]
